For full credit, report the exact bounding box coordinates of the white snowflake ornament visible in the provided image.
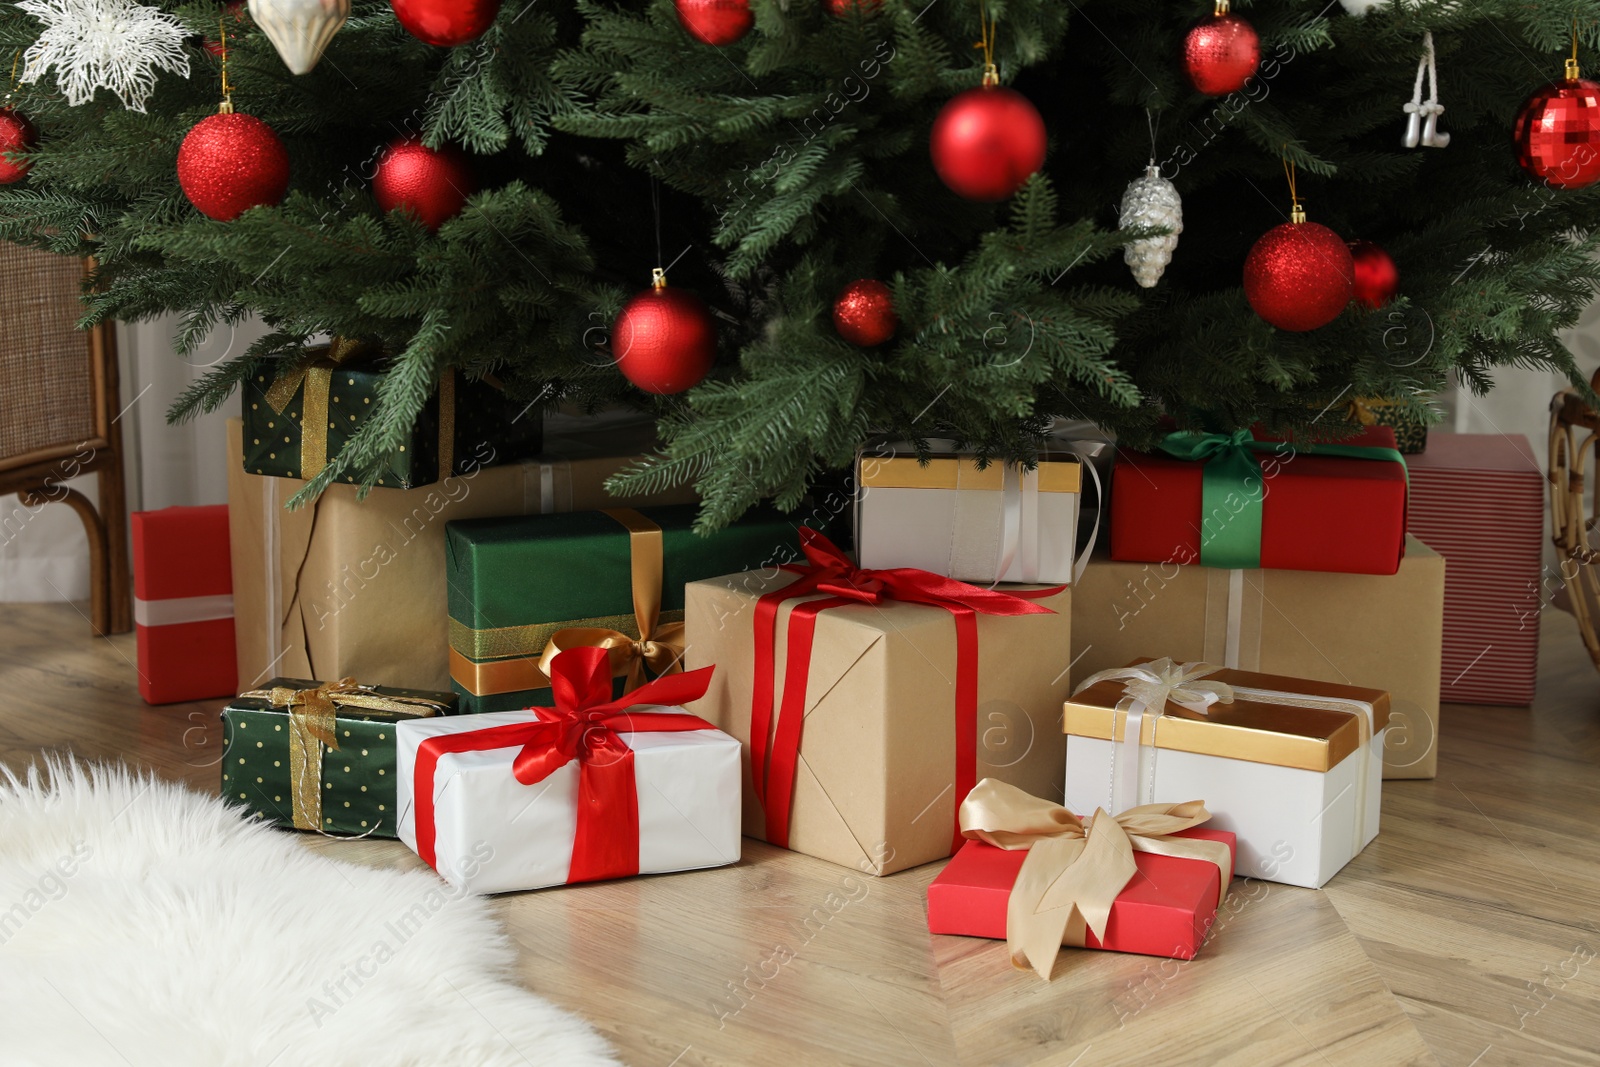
[18,0,191,113]
[1119,164,1183,288]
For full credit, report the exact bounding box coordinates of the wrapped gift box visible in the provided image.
[1110,425,1408,575]
[1070,535,1444,779]
[1349,397,1429,454]
[221,678,457,838]
[446,503,800,714]
[241,347,542,488]
[132,505,237,705]
[1406,434,1543,705]
[1064,661,1387,888]
[396,653,741,893]
[226,414,698,693]
[855,445,1085,584]
[684,531,1072,875]
[928,829,1235,959]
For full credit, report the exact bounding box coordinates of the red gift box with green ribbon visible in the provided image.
[1109,425,1408,575]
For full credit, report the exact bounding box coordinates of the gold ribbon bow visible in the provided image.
[538,508,686,692]
[238,678,449,832]
[959,779,1233,981]
[259,338,454,481]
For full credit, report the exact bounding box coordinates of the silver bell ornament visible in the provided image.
[1118,164,1183,288]
[249,0,349,75]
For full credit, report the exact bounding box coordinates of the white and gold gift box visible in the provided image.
[1064,660,1386,889]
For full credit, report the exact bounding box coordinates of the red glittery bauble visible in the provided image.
[612,285,717,395]
[675,0,752,46]
[1243,221,1355,332]
[1183,13,1260,96]
[177,112,290,221]
[390,0,500,47]
[833,279,897,346]
[0,107,39,185]
[929,85,1047,201]
[825,0,881,14]
[372,137,475,232]
[1349,240,1399,310]
[1512,78,1600,190]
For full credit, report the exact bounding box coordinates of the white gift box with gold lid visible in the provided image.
[1064,659,1386,889]
[855,444,1093,585]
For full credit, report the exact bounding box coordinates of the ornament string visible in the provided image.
[1282,152,1304,224]
[1572,19,1582,82]
[1145,108,1161,166]
[5,50,17,105]
[975,0,998,86]
[1403,31,1449,148]
[218,16,234,114]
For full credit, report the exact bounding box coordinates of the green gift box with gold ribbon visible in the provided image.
[446,504,802,714]
[240,342,543,488]
[221,678,458,837]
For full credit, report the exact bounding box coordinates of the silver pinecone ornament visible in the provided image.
[249,0,349,75]
[1118,164,1183,288]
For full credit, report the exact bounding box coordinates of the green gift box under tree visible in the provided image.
[446,503,803,714]
[221,678,458,838]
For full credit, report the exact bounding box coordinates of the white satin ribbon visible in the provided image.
[135,593,235,628]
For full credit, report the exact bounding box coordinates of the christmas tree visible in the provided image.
[2,0,1598,529]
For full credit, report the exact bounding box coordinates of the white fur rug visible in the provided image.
[0,761,617,1067]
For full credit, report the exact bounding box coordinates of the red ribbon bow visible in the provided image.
[413,646,716,885]
[751,527,1062,854]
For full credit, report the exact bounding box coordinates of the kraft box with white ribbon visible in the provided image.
[854,439,1102,585]
[1063,659,1387,889]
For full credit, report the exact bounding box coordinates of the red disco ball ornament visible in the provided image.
[390,0,501,47]
[1349,240,1399,310]
[177,111,290,221]
[612,276,717,395]
[675,0,753,46]
[929,84,1047,201]
[372,137,475,232]
[832,279,897,346]
[1513,76,1600,190]
[0,107,39,185]
[1243,219,1355,332]
[1183,7,1260,96]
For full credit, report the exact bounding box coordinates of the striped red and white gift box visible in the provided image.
[1406,434,1544,705]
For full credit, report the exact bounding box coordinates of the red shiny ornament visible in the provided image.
[0,107,39,185]
[1183,12,1260,96]
[832,279,897,346]
[675,0,752,46]
[390,0,500,47]
[825,0,881,14]
[611,283,717,394]
[1513,78,1600,190]
[1243,221,1354,332]
[1348,240,1399,310]
[929,85,1047,201]
[177,112,290,221]
[372,137,475,232]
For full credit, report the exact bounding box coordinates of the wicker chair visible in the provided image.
[0,242,130,635]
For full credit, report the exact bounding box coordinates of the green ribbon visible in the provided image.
[1157,430,1407,569]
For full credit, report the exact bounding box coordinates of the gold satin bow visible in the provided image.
[239,678,448,832]
[959,778,1233,981]
[537,508,686,693]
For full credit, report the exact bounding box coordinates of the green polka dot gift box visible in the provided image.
[240,342,542,489]
[221,678,458,838]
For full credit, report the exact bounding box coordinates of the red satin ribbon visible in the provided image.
[750,528,1061,854]
[413,646,715,884]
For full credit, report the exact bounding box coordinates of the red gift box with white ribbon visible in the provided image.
[132,504,237,705]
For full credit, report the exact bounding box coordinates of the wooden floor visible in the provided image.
[2,601,1597,1066]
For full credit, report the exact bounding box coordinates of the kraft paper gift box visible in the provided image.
[240,343,542,488]
[926,781,1235,975]
[854,441,1094,584]
[683,528,1072,876]
[1407,433,1543,705]
[1070,535,1444,779]
[131,504,236,704]
[445,503,800,714]
[226,414,697,693]
[1063,660,1387,889]
[222,678,457,838]
[1111,425,1409,576]
[396,649,741,893]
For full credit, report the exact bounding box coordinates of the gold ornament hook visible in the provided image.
[1215,0,1230,14]
[218,17,235,114]
[976,0,999,86]
[1283,152,1305,223]
[651,267,667,290]
[1570,19,1582,81]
